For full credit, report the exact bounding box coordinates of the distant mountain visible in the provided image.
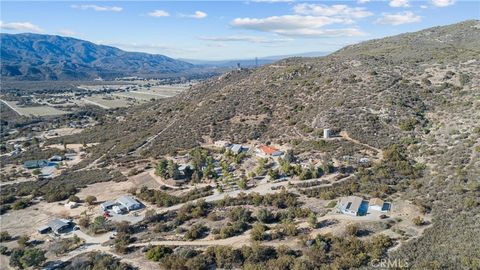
[179,51,330,68]
[1,33,196,80]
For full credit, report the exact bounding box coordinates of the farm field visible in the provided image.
[83,95,141,109]
[0,99,68,116]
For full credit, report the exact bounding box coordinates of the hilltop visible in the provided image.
[1,33,199,80]
[52,20,480,268]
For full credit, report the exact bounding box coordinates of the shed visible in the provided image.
[50,155,63,162]
[101,200,118,211]
[117,195,141,211]
[37,225,51,234]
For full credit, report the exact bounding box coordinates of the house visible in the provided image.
[100,200,118,211]
[47,219,73,234]
[257,145,284,157]
[337,196,367,216]
[24,160,49,169]
[117,195,142,211]
[50,155,63,162]
[229,144,244,155]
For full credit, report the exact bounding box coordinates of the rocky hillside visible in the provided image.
[1,33,195,80]
[57,20,480,268]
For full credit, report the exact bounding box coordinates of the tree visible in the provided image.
[68,195,80,203]
[413,216,425,226]
[308,212,317,229]
[32,169,41,176]
[155,159,168,177]
[85,195,97,205]
[268,169,280,180]
[167,160,180,180]
[146,245,173,261]
[9,247,46,269]
[17,235,30,248]
[0,231,11,242]
[345,224,359,236]
[251,223,267,241]
[257,209,274,223]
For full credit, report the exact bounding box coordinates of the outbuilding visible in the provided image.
[100,200,118,211]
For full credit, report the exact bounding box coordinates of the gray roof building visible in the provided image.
[24,159,49,169]
[47,219,72,234]
[101,200,118,210]
[117,195,141,211]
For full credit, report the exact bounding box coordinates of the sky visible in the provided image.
[1,0,479,60]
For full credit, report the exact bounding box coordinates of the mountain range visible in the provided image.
[1,33,196,80]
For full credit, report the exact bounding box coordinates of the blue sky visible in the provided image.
[1,1,478,60]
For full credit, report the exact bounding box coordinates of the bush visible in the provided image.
[146,245,173,261]
[0,231,12,242]
[85,196,97,205]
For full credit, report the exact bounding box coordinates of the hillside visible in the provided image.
[1,33,196,80]
[54,20,480,268]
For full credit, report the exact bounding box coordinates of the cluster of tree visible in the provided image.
[64,252,135,270]
[214,207,252,239]
[137,186,213,207]
[49,235,84,256]
[214,190,301,209]
[148,244,304,270]
[300,144,423,199]
[8,237,46,270]
[184,224,209,240]
[305,233,394,269]
[155,159,190,180]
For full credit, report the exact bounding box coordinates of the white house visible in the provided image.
[337,196,364,216]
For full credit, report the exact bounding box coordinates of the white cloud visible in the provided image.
[71,5,123,12]
[389,0,410,7]
[58,29,76,36]
[198,35,293,43]
[180,11,208,19]
[98,41,198,55]
[357,0,370,4]
[0,21,44,33]
[293,4,373,19]
[148,10,170,17]
[431,0,455,7]
[232,15,365,37]
[420,5,428,9]
[376,11,421,25]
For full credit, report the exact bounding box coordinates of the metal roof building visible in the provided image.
[47,219,72,234]
[117,195,141,211]
[24,159,49,169]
